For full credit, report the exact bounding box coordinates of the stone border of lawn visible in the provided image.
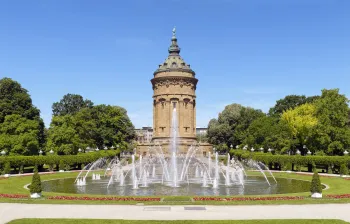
[1,171,350,205]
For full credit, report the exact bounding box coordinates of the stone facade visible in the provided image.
[137,28,212,155]
[135,127,153,143]
[135,127,208,144]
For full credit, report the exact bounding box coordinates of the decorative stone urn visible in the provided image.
[30,192,42,199]
[311,192,322,198]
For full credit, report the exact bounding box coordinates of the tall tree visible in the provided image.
[0,78,45,154]
[281,103,318,154]
[244,116,293,153]
[47,104,136,154]
[233,106,265,144]
[0,77,40,122]
[313,89,350,155]
[0,114,41,155]
[269,95,319,116]
[46,115,80,155]
[207,103,264,149]
[52,93,93,116]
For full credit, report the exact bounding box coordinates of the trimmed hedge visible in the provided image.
[230,150,350,171]
[2,162,11,175]
[340,164,349,176]
[0,151,119,172]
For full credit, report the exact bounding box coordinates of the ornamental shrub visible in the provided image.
[2,162,11,175]
[310,170,322,194]
[340,164,349,176]
[29,167,42,194]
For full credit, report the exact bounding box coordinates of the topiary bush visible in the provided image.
[2,162,11,175]
[29,166,42,194]
[340,163,349,176]
[310,170,322,194]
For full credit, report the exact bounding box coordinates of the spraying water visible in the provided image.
[225,153,231,186]
[132,155,138,189]
[170,106,179,187]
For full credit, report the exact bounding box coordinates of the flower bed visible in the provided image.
[47,195,161,201]
[0,193,160,201]
[193,196,305,201]
[0,193,28,199]
[325,194,350,199]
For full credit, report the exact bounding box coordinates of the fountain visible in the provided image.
[68,107,280,196]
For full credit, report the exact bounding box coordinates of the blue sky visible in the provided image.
[1,0,349,128]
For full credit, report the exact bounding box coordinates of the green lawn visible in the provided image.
[7,219,349,224]
[1,171,350,205]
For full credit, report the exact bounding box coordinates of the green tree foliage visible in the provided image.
[207,119,231,146]
[59,160,65,171]
[0,114,41,155]
[196,133,208,142]
[2,162,11,175]
[281,103,318,153]
[244,116,293,153]
[0,78,40,122]
[0,78,45,155]
[29,167,42,194]
[207,103,264,149]
[310,170,322,194]
[340,164,349,176]
[46,115,80,155]
[269,95,319,116]
[47,103,135,155]
[211,89,350,156]
[52,93,93,116]
[312,89,350,155]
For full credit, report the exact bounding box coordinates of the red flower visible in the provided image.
[325,194,350,199]
[193,196,304,201]
[0,193,29,199]
[46,195,161,201]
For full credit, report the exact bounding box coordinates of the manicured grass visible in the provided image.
[1,171,350,205]
[7,219,349,224]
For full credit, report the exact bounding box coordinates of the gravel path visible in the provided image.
[1,203,350,224]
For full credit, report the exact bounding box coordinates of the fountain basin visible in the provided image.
[42,176,312,196]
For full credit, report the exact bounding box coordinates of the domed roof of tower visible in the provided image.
[154,27,195,76]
